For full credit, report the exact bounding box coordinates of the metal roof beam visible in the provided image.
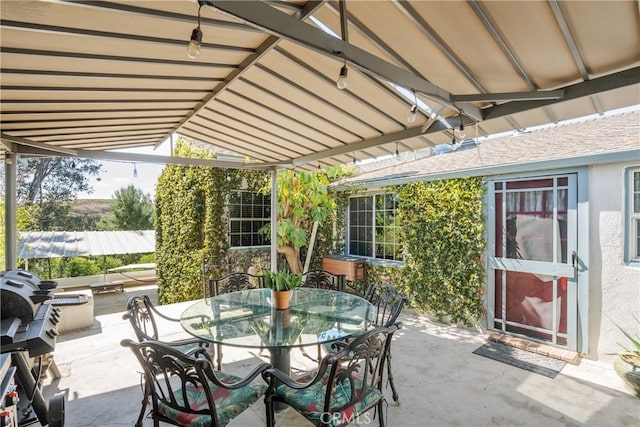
[75,149,276,170]
[292,68,640,166]
[451,90,564,103]
[1,133,78,156]
[202,0,483,121]
[483,67,640,121]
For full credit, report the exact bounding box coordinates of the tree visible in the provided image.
[18,157,102,204]
[99,185,154,230]
[259,166,353,274]
[17,157,102,230]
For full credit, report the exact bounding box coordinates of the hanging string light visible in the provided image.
[336,59,348,90]
[336,1,349,90]
[187,3,203,59]
[454,109,466,139]
[133,163,138,178]
[407,89,418,123]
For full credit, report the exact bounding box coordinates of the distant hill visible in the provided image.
[72,199,111,219]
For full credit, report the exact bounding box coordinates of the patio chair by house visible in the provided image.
[121,338,268,427]
[123,295,211,426]
[299,270,347,362]
[207,272,264,370]
[263,324,401,427]
[123,295,210,351]
[301,270,346,292]
[363,283,407,404]
[206,272,264,298]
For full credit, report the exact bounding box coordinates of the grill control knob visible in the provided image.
[5,390,18,407]
[45,329,59,339]
[0,411,12,427]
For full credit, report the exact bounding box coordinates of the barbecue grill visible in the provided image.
[1,270,65,426]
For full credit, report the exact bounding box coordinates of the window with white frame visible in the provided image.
[229,191,271,248]
[628,168,640,262]
[348,193,401,261]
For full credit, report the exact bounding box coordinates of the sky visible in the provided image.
[79,139,172,200]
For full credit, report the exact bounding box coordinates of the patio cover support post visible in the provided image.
[270,169,278,273]
[4,155,17,270]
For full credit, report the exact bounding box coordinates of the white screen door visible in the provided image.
[488,174,578,350]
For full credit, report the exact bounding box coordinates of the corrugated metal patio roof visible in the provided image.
[335,110,640,189]
[17,230,155,259]
[1,1,639,170]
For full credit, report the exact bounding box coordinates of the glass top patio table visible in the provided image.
[180,288,375,350]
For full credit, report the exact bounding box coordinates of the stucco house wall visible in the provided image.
[588,161,640,361]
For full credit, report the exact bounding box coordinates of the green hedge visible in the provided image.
[397,177,486,325]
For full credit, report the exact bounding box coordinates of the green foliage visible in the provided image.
[99,185,154,230]
[397,177,486,326]
[259,165,354,273]
[17,157,102,231]
[262,270,302,291]
[63,257,102,277]
[155,138,265,304]
[308,188,351,271]
[17,157,102,204]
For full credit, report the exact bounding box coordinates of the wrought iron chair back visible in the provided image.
[263,324,401,427]
[301,270,346,292]
[206,272,264,298]
[363,283,407,404]
[121,338,268,427]
[364,283,407,328]
[206,272,264,370]
[123,294,160,342]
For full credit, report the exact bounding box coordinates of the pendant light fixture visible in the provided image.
[407,89,418,123]
[336,0,349,90]
[336,60,348,90]
[133,163,138,178]
[187,3,203,59]
[454,110,466,139]
[450,131,463,151]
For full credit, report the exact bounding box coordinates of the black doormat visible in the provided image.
[472,341,566,378]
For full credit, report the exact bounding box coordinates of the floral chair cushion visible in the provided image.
[276,370,382,427]
[158,371,266,427]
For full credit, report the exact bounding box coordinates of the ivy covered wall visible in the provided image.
[338,177,486,325]
[396,177,486,325]
[155,139,265,304]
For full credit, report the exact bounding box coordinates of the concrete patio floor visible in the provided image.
[41,285,639,426]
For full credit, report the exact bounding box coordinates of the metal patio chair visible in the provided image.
[121,338,268,427]
[299,270,348,362]
[123,295,211,426]
[301,270,346,292]
[263,324,402,427]
[207,272,265,370]
[363,283,407,404]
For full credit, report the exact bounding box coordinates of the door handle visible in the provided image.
[571,251,577,269]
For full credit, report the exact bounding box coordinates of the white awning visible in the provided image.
[17,230,155,260]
